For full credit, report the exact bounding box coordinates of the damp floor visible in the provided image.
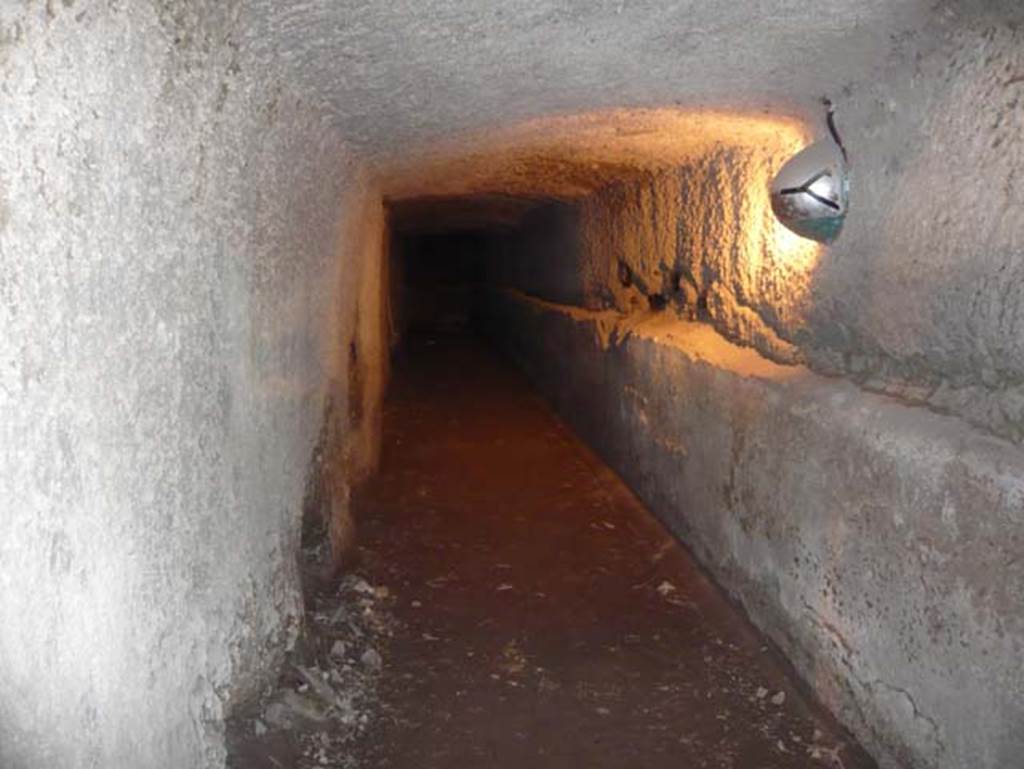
[346,332,875,769]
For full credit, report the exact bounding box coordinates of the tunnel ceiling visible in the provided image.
[248,0,928,168]
[377,108,809,200]
[388,195,552,233]
[379,108,812,234]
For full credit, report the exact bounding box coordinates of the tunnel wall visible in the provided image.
[480,40,1024,763]
[482,14,1024,449]
[799,18,1024,444]
[486,291,1024,769]
[0,4,382,767]
[480,26,1024,765]
[572,150,818,367]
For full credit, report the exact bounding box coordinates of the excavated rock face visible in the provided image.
[803,17,1024,442]
[1,0,1022,767]
[366,4,1024,445]
[246,0,922,159]
[0,3,383,767]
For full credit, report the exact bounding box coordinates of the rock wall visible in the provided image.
[802,13,1024,443]
[484,11,1024,446]
[478,20,1024,761]
[485,289,1024,769]
[0,3,382,767]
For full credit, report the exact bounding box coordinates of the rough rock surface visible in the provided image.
[226,537,394,769]
[247,0,922,160]
[3,0,1024,767]
[0,3,380,766]
[359,2,1024,443]
[485,290,1024,769]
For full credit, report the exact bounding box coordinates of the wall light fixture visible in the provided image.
[770,100,849,244]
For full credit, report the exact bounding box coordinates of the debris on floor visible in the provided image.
[656,579,677,596]
[226,553,394,769]
[498,640,527,675]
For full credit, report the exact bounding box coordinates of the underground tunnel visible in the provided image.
[1,3,1023,769]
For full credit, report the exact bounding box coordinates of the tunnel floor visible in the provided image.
[342,332,874,769]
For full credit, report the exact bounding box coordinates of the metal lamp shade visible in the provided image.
[770,139,849,244]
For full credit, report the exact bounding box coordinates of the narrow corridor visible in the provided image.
[348,333,874,768]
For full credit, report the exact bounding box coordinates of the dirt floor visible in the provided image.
[341,332,875,769]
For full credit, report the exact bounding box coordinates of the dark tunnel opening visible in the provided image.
[387,197,584,346]
[390,228,494,339]
[229,195,882,769]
